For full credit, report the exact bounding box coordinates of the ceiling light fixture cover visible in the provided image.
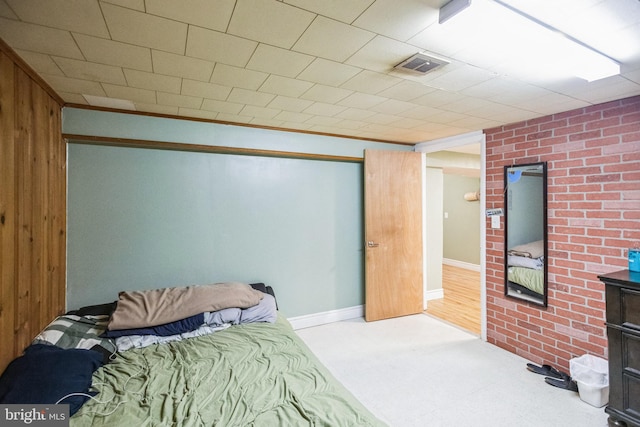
[394,53,449,75]
[439,0,472,24]
[438,0,620,82]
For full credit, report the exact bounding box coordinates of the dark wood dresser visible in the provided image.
[599,269,640,427]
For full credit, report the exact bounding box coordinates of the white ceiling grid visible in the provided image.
[0,0,638,143]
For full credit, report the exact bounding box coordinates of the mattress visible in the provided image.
[71,314,386,426]
[507,266,544,295]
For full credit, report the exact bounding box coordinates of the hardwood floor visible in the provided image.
[425,264,481,335]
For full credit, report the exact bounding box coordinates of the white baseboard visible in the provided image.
[425,289,444,301]
[443,258,481,272]
[288,305,363,330]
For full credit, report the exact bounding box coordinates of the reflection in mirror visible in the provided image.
[504,162,547,306]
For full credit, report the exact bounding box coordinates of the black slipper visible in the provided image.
[545,376,578,392]
[526,363,566,379]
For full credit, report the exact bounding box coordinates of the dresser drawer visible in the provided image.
[623,373,640,421]
[622,288,640,330]
[623,332,640,375]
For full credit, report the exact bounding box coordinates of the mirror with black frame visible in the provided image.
[504,162,548,306]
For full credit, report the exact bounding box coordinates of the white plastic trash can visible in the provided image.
[570,354,609,407]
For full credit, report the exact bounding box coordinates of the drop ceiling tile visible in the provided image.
[345,36,421,73]
[274,111,313,123]
[228,0,315,49]
[426,110,469,124]
[369,99,416,115]
[157,92,203,109]
[84,95,135,109]
[249,117,285,127]
[135,102,179,115]
[337,92,386,109]
[335,119,367,129]
[58,92,87,104]
[293,16,374,62]
[361,113,400,125]
[210,64,268,91]
[102,3,187,54]
[438,96,502,115]
[124,69,181,94]
[408,23,468,58]
[177,107,219,120]
[146,0,235,31]
[341,70,402,95]
[101,0,144,11]
[284,0,373,23]
[427,65,497,92]
[300,84,352,103]
[152,50,214,82]
[305,116,342,126]
[267,96,314,113]
[102,83,157,104]
[297,58,361,86]
[246,44,314,78]
[228,88,275,107]
[564,76,640,104]
[0,17,83,59]
[399,105,442,120]
[521,95,589,116]
[186,26,257,67]
[215,113,252,124]
[412,90,467,108]
[388,117,425,128]
[259,75,314,97]
[334,107,377,120]
[303,102,348,117]
[41,73,106,96]
[239,105,281,119]
[74,34,152,72]
[377,80,437,102]
[0,1,18,18]
[352,0,438,42]
[6,0,109,37]
[53,57,126,85]
[181,79,231,101]
[15,50,63,75]
[449,115,502,130]
[280,122,314,131]
[201,99,244,115]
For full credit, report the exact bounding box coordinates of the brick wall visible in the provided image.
[484,95,640,371]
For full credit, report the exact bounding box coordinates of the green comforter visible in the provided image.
[71,315,386,427]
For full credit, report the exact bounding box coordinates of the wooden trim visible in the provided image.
[63,133,364,163]
[63,104,415,147]
[0,38,65,106]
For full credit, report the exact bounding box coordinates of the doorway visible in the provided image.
[415,131,486,338]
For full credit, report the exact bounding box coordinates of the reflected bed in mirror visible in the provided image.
[504,162,548,306]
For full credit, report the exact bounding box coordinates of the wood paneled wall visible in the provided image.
[0,41,66,372]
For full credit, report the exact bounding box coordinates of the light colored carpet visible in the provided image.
[296,314,609,427]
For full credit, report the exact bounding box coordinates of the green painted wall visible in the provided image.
[64,109,412,317]
[443,174,481,265]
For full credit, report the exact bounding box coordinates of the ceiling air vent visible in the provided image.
[394,53,448,75]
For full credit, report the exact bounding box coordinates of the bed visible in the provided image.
[506,240,544,298]
[0,282,386,427]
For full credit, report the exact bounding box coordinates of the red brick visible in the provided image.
[484,95,640,367]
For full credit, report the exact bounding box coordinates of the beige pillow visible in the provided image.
[108,282,263,330]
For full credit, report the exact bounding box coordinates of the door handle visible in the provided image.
[367,241,379,248]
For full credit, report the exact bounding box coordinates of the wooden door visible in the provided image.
[364,150,424,321]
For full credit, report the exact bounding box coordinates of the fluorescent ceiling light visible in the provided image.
[439,0,620,82]
[439,0,471,24]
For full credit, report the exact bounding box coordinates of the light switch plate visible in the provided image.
[491,215,500,229]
